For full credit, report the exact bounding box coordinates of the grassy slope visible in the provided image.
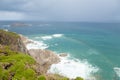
[0,47,37,80]
[0,48,70,80]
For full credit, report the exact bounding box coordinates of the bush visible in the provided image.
[75,77,84,80]
[0,48,36,80]
[38,75,46,80]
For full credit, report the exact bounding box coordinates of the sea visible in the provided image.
[0,21,120,80]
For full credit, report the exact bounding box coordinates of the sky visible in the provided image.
[0,0,120,22]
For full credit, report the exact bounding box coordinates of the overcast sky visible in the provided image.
[0,0,120,22]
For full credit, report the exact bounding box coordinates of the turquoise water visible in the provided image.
[0,21,120,80]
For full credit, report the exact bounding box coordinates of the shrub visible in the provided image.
[38,75,46,80]
[75,77,84,80]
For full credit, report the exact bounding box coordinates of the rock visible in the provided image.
[28,49,60,73]
[20,35,34,46]
[0,30,28,54]
[59,53,68,57]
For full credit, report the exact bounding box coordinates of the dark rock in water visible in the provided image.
[59,53,68,57]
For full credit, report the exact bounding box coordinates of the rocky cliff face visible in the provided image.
[0,30,60,74]
[0,30,28,53]
[28,49,60,74]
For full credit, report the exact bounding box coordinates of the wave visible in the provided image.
[48,54,99,79]
[52,34,63,38]
[41,34,63,40]
[26,39,48,50]
[114,67,120,78]
[41,36,53,40]
[26,34,63,49]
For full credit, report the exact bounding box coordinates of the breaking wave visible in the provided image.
[114,67,120,78]
[26,39,48,50]
[25,34,99,80]
[41,34,63,40]
[48,54,99,80]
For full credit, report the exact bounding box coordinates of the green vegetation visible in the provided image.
[0,29,27,54]
[0,47,37,80]
[0,30,19,45]
[0,47,70,80]
[38,75,46,80]
[75,77,84,80]
[46,74,69,80]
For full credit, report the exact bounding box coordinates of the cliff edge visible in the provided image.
[0,30,83,80]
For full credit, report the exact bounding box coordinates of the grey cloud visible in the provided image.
[0,0,27,11]
[0,0,120,22]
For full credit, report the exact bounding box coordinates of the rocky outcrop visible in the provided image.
[20,35,60,74]
[0,30,28,53]
[0,30,60,74]
[59,53,68,57]
[29,49,60,73]
[29,49,60,65]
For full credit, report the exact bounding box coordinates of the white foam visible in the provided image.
[52,34,63,38]
[26,39,48,50]
[114,67,120,77]
[3,25,10,27]
[41,34,63,40]
[48,55,99,79]
[41,36,53,40]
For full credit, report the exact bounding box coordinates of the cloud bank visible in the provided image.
[0,0,120,22]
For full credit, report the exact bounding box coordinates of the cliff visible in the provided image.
[0,30,83,80]
[0,30,69,80]
[0,30,28,53]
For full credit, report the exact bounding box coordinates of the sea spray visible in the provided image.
[41,34,63,40]
[48,54,99,80]
[25,34,99,79]
[52,34,63,38]
[41,36,53,40]
[26,39,48,50]
[114,67,120,78]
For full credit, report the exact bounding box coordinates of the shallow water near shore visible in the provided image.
[0,21,120,80]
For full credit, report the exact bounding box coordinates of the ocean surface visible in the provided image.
[0,21,120,80]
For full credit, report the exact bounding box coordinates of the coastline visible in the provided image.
[20,35,60,74]
[0,29,70,80]
[20,34,98,80]
[0,29,99,80]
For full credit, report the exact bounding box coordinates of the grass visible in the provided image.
[75,77,84,80]
[38,75,46,80]
[0,47,71,80]
[0,47,37,80]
